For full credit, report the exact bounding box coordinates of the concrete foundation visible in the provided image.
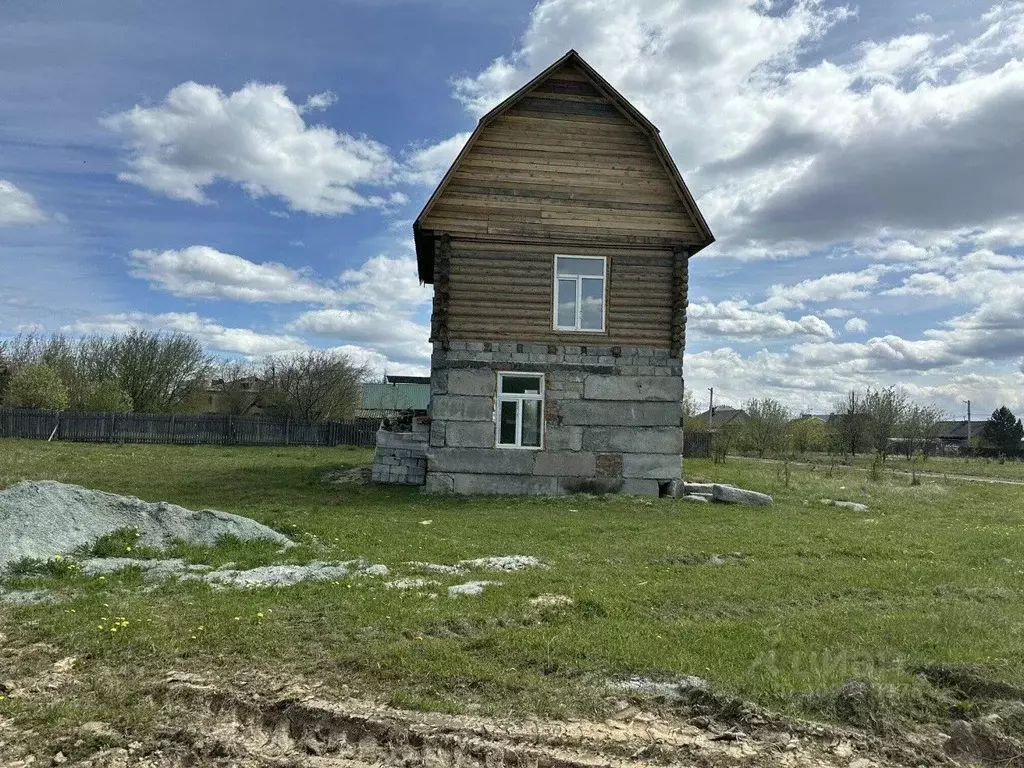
[425,341,683,496]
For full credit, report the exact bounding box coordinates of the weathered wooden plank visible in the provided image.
[530,79,603,97]
[510,95,624,119]
[444,180,688,207]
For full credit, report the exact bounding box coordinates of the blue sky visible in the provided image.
[2,0,1023,418]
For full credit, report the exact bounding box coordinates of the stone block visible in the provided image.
[429,420,446,448]
[450,473,560,495]
[447,368,495,396]
[622,453,682,480]
[582,426,682,454]
[558,400,680,427]
[683,482,714,495]
[712,484,774,506]
[424,473,455,493]
[445,421,496,449]
[559,477,624,494]
[621,478,660,496]
[682,495,709,503]
[545,425,583,451]
[431,395,493,422]
[584,375,682,402]
[427,447,536,475]
[430,369,448,395]
[532,451,596,476]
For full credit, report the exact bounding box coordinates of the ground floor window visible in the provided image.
[496,372,544,448]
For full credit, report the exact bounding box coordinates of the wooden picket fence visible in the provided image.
[0,407,378,448]
[683,430,712,458]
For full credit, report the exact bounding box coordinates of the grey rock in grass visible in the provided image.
[0,480,294,569]
[821,499,869,512]
[196,561,361,588]
[448,580,501,597]
[80,557,212,579]
[683,483,715,495]
[682,495,710,503]
[459,556,544,572]
[711,484,773,506]
[0,588,54,605]
[614,675,709,699]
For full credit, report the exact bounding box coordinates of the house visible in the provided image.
[204,376,266,415]
[694,406,746,432]
[932,420,988,449]
[408,49,714,496]
[359,375,431,418]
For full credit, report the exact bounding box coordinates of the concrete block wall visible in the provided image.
[372,429,428,485]
[425,341,683,496]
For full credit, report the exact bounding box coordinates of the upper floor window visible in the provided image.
[554,255,606,332]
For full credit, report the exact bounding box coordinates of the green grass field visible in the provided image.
[796,452,1024,481]
[1,439,1023,753]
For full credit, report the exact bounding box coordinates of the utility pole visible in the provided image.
[707,387,714,431]
[963,400,971,443]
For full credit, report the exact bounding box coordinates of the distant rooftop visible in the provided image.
[385,375,430,385]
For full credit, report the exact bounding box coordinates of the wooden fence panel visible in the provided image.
[0,408,378,448]
[683,430,712,458]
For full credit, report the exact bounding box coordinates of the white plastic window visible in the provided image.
[554,255,606,332]
[496,373,544,448]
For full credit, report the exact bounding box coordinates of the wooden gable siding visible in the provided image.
[444,239,687,349]
[419,64,702,248]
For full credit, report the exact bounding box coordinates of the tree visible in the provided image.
[830,391,871,457]
[900,403,944,460]
[78,379,132,412]
[681,385,697,424]
[3,363,69,410]
[982,406,1024,453]
[262,350,369,421]
[741,397,791,458]
[863,387,909,460]
[111,330,212,412]
[790,416,827,454]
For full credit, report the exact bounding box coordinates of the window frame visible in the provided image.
[552,254,607,333]
[495,372,545,450]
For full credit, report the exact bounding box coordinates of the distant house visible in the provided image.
[204,376,266,415]
[932,420,988,448]
[359,375,430,418]
[694,407,746,432]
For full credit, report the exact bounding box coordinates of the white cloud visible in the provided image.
[287,308,431,365]
[758,268,882,310]
[104,82,398,215]
[844,317,868,333]
[823,307,854,318]
[0,180,46,226]
[400,132,471,186]
[64,312,308,357]
[688,300,833,341]
[128,246,339,303]
[336,255,432,313]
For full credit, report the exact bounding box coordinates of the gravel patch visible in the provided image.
[0,588,54,605]
[448,581,502,597]
[0,480,293,569]
[459,556,544,572]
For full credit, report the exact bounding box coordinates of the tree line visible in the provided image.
[0,332,370,421]
[684,387,1024,460]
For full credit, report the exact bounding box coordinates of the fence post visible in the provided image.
[285,417,290,446]
[227,414,233,446]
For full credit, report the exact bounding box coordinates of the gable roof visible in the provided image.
[413,49,715,282]
[694,407,746,431]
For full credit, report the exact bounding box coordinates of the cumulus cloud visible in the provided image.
[0,180,46,226]
[688,300,833,341]
[104,82,399,215]
[758,268,882,310]
[400,132,471,187]
[844,317,868,333]
[128,246,339,303]
[336,255,432,313]
[287,309,431,365]
[64,312,308,357]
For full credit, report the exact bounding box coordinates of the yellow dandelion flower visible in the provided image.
[256,612,264,619]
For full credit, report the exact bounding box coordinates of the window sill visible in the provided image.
[553,327,606,334]
[495,444,543,450]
